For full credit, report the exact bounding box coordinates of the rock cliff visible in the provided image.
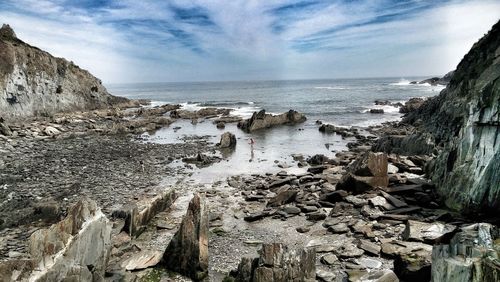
[0,24,127,120]
[403,20,500,214]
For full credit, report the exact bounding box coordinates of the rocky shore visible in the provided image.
[1,20,499,282]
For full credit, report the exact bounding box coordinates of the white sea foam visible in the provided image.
[390,79,412,86]
[231,106,261,118]
[314,86,349,90]
[390,79,447,92]
[179,101,260,118]
[361,104,401,114]
[143,100,169,108]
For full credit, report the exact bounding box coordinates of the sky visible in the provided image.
[0,0,499,84]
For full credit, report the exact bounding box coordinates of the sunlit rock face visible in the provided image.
[404,20,500,214]
[0,24,127,120]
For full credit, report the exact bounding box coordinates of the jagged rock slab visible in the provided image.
[337,152,389,193]
[113,187,177,236]
[27,198,112,281]
[233,243,316,282]
[162,193,208,281]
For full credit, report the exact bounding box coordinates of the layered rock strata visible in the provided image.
[0,24,128,120]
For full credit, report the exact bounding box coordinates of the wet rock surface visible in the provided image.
[237,109,306,132]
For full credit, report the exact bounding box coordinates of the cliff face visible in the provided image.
[404,20,500,214]
[0,24,127,120]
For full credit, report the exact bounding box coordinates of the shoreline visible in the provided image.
[0,97,497,281]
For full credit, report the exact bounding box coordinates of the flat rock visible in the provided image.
[267,188,298,207]
[296,226,310,233]
[359,258,382,269]
[328,223,350,234]
[403,220,456,244]
[283,205,301,215]
[319,190,348,203]
[369,196,394,210]
[316,269,336,282]
[321,254,338,265]
[121,250,163,271]
[336,243,364,258]
[359,269,399,282]
[358,239,381,256]
[306,211,327,221]
[380,190,407,208]
[345,195,368,207]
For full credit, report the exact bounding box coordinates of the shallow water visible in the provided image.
[142,119,349,183]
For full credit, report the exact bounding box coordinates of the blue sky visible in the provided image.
[1,0,499,83]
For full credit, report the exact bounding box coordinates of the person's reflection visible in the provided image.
[249,138,255,162]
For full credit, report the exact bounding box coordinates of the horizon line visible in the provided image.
[105,74,447,86]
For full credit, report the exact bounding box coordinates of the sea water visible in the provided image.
[107,78,444,181]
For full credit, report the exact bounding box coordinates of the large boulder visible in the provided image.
[162,193,208,281]
[27,198,112,281]
[336,152,388,193]
[218,132,237,148]
[232,243,316,282]
[399,98,425,114]
[237,109,306,132]
[432,223,500,282]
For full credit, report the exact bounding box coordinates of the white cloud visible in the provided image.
[0,0,499,83]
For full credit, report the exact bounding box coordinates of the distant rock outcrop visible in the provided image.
[237,109,306,132]
[383,20,500,214]
[0,24,128,120]
[410,71,454,86]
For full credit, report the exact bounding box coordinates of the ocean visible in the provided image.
[107,77,445,182]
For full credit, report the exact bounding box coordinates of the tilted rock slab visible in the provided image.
[234,243,316,282]
[237,109,306,132]
[112,187,177,237]
[337,152,389,193]
[28,198,112,281]
[162,193,208,281]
